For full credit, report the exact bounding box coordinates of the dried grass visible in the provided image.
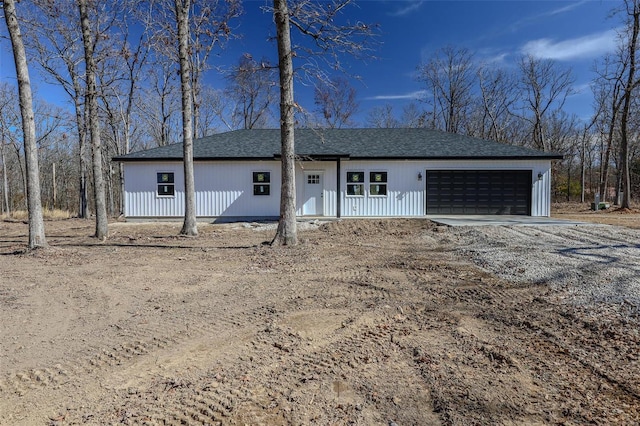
[1,209,72,221]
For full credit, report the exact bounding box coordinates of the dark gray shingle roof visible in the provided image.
[115,128,563,162]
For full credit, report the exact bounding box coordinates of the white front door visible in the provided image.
[303,172,324,216]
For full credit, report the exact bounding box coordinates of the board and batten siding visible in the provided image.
[339,159,552,217]
[123,161,282,218]
[123,158,553,218]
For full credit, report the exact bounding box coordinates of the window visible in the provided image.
[369,172,388,196]
[307,174,320,184]
[253,171,270,195]
[157,172,175,196]
[347,171,364,196]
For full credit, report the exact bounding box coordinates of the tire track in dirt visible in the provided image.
[458,276,640,402]
[490,299,640,400]
[0,301,279,423]
[426,278,640,423]
[557,224,640,245]
[494,313,640,423]
[3,218,638,424]
[117,261,434,426]
[496,225,640,264]
[397,248,640,425]
[95,304,285,425]
[453,226,640,310]
[129,317,428,425]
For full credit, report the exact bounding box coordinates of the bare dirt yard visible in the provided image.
[1,207,639,425]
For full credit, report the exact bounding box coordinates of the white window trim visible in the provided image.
[156,171,176,198]
[346,170,365,197]
[252,171,272,196]
[369,171,388,197]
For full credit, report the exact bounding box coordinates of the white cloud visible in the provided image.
[547,1,588,17]
[572,82,592,95]
[366,90,427,101]
[521,29,618,61]
[508,1,590,37]
[390,1,424,17]
[479,52,510,67]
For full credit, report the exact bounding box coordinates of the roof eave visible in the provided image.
[347,155,564,161]
[115,156,280,162]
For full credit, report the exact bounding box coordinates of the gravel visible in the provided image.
[449,224,640,318]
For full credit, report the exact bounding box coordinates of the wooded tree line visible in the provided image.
[1,0,639,246]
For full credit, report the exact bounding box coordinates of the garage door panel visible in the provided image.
[426,170,531,215]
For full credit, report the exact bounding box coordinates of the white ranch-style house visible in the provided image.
[115,128,562,220]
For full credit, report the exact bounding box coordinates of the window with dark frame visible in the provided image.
[253,171,271,196]
[369,171,388,196]
[157,172,175,196]
[347,171,364,196]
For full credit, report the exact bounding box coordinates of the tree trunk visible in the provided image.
[192,73,201,139]
[620,0,639,209]
[52,162,57,209]
[78,0,108,239]
[3,0,47,248]
[175,0,198,236]
[72,84,89,218]
[271,0,297,246]
[1,138,10,215]
[599,119,616,202]
[566,159,572,202]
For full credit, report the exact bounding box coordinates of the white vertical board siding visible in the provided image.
[124,158,553,218]
[530,163,552,217]
[340,159,553,217]
[194,161,281,217]
[124,161,281,217]
[124,162,185,217]
[342,161,425,217]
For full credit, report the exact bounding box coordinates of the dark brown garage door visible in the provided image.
[426,170,532,215]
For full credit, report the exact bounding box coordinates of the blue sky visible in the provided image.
[0,0,622,126]
[220,0,619,124]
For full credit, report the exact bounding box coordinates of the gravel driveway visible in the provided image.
[450,224,640,319]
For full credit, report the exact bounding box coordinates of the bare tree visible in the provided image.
[24,0,91,218]
[173,0,198,236]
[475,65,517,142]
[112,26,149,198]
[592,54,625,203]
[2,0,47,248]
[97,18,150,216]
[196,86,226,135]
[366,104,399,128]
[366,102,429,129]
[517,55,574,152]
[400,103,428,128]
[187,1,241,138]
[314,76,359,128]
[77,0,108,240]
[0,137,9,215]
[225,54,277,130]
[271,0,297,245]
[137,62,181,147]
[543,110,581,199]
[145,0,241,138]
[418,46,476,133]
[617,0,640,209]
[144,0,241,236]
[268,0,377,246]
[0,82,20,215]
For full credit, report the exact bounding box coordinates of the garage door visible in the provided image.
[426,170,532,215]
